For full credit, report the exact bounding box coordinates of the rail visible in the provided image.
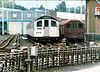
[0,34,20,52]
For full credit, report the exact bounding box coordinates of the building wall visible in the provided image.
[23,22,30,34]
[0,8,45,34]
[8,22,22,34]
[86,0,96,33]
[57,12,85,21]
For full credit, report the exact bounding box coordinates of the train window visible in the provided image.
[67,24,70,28]
[74,22,78,28]
[67,23,72,29]
[44,20,49,27]
[79,23,83,28]
[51,21,56,27]
[37,21,42,27]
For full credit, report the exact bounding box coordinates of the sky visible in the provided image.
[14,0,86,9]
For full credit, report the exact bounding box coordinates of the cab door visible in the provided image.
[44,20,49,37]
[34,20,43,37]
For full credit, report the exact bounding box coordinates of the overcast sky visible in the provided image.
[14,0,86,9]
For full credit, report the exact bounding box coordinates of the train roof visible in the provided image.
[36,15,57,21]
[59,19,84,25]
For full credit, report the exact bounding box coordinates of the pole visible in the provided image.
[80,0,82,21]
[45,0,47,15]
[2,0,4,35]
[74,1,76,19]
[35,0,38,19]
[86,0,88,33]
[21,11,23,35]
[27,47,31,72]
[7,10,8,34]
[12,0,15,9]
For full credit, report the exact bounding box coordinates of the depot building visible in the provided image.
[0,8,45,35]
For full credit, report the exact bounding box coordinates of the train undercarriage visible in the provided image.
[27,35,59,43]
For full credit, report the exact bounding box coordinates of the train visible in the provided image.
[26,15,85,43]
[26,15,59,42]
[60,19,85,42]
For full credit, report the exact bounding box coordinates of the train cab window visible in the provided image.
[44,20,49,27]
[37,21,42,27]
[79,23,83,28]
[51,21,56,27]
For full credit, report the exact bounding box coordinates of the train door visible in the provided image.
[34,20,44,37]
[44,20,49,37]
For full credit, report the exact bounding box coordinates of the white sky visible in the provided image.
[14,0,85,9]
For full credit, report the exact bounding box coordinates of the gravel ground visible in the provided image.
[0,35,10,42]
[36,62,100,72]
[20,35,32,46]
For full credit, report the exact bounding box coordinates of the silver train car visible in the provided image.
[26,15,59,42]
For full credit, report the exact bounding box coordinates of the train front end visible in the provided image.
[33,15,59,42]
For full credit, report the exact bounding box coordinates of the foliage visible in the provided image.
[54,1,86,14]
[14,4,28,10]
[38,5,45,10]
[55,1,66,12]
[0,2,28,10]
[30,5,45,11]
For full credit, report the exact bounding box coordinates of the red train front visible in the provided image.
[60,19,85,42]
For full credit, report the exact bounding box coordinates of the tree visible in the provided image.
[38,5,45,10]
[0,1,28,10]
[55,1,66,12]
[30,5,45,11]
[14,4,28,10]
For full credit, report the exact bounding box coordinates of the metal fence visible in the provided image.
[1,46,100,71]
[34,46,100,70]
[0,52,27,72]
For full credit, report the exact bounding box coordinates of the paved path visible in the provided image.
[37,62,100,72]
[73,64,100,72]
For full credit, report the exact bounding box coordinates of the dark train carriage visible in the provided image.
[60,19,85,42]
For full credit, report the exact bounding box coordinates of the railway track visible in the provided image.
[0,35,20,52]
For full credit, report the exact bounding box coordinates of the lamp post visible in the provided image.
[12,0,15,9]
[21,11,23,35]
[45,0,47,15]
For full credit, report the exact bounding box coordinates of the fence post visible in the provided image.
[25,47,31,72]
